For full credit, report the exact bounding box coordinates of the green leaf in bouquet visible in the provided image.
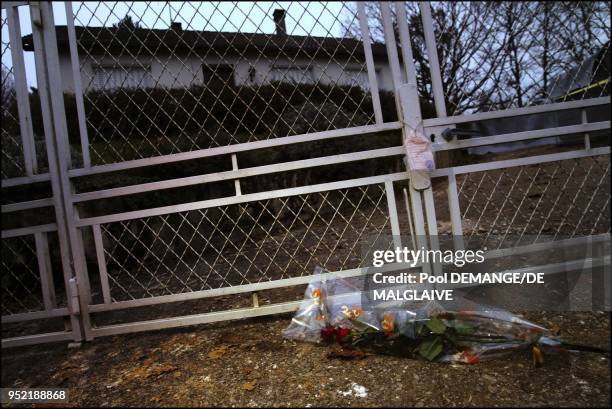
[417,335,444,361]
[425,317,447,334]
[454,322,476,336]
[416,322,429,337]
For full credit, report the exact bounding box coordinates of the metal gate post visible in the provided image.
[5,5,37,176]
[29,1,93,341]
[26,1,82,342]
[64,1,91,168]
[381,1,440,276]
[357,2,384,125]
[418,1,455,172]
[418,2,447,120]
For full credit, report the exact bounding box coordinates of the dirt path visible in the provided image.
[1,311,609,407]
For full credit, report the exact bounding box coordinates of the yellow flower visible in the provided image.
[532,346,544,367]
[341,305,363,320]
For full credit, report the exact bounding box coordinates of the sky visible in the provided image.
[2,1,350,88]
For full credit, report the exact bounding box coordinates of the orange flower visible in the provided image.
[382,313,395,335]
[460,350,480,364]
[311,288,321,299]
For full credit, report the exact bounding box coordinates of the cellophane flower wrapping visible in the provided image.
[282,266,331,343]
[283,268,562,364]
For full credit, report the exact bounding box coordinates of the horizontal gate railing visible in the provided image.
[80,173,408,337]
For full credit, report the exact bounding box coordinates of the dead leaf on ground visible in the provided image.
[160,334,199,354]
[304,382,315,392]
[141,356,159,366]
[326,347,367,360]
[220,332,247,345]
[50,363,89,385]
[146,364,177,378]
[207,345,229,359]
[242,380,257,391]
[122,363,178,381]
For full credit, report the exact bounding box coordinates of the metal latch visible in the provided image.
[441,128,481,142]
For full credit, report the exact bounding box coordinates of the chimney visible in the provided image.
[170,21,182,32]
[273,9,286,36]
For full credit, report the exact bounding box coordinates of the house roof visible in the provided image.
[22,25,391,61]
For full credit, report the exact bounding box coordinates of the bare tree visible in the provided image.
[343,1,610,114]
[343,2,509,115]
[1,66,14,109]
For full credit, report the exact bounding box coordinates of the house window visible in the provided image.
[92,65,152,90]
[269,66,314,84]
[203,64,235,86]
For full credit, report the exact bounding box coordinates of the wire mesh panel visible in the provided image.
[1,10,25,179]
[95,184,391,302]
[63,1,393,165]
[1,235,44,315]
[456,154,610,250]
[1,4,46,179]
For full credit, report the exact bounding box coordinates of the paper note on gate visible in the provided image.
[405,129,435,171]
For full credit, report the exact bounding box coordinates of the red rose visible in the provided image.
[336,327,351,342]
[321,324,336,343]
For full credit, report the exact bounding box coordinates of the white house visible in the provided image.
[23,9,395,93]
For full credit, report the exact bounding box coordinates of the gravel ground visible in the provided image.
[1,311,609,407]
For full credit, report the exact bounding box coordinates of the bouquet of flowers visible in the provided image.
[283,268,607,365]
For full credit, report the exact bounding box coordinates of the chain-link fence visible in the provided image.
[93,184,390,302]
[1,235,43,314]
[1,11,25,179]
[1,1,610,346]
[457,154,610,250]
[63,1,397,165]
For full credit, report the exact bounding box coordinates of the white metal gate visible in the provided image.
[1,1,610,347]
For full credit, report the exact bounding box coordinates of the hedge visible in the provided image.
[8,83,400,145]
